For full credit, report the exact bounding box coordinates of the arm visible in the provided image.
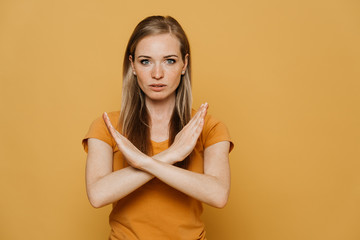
[89,103,231,208]
[141,141,231,208]
[87,140,230,208]
[86,137,179,208]
[86,104,208,208]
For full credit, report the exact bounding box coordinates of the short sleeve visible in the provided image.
[81,112,119,153]
[202,115,234,153]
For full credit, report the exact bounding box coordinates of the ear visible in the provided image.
[182,53,189,73]
[129,55,135,73]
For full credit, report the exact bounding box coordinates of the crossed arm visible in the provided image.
[85,104,231,209]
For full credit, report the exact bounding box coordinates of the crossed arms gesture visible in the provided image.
[85,103,231,208]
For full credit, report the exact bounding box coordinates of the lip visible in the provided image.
[149,84,166,92]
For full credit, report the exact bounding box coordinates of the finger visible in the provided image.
[194,103,208,126]
[102,112,113,131]
[191,104,203,121]
[103,112,120,139]
[186,113,201,130]
[181,103,208,132]
[193,103,208,134]
[200,102,208,120]
[187,103,205,126]
[194,117,205,135]
[182,104,206,133]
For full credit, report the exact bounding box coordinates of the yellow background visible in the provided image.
[1,0,359,239]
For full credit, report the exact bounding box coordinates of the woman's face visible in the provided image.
[130,34,188,104]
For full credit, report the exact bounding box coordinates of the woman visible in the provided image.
[82,15,234,240]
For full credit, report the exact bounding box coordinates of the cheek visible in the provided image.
[135,69,151,85]
[173,74,182,88]
[135,67,150,76]
[168,73,181,86]
[137,77,145,88]
[167,67,183,78]
[136,76,147,92]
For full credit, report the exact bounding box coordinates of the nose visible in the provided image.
[151,63,164,80]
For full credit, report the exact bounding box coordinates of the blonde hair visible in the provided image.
[119,16,192,167]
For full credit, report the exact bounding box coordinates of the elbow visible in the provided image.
[213,195,228,209]
[87,188,107,209]
[216,201,228,209]
[89,197,104,209]
[210,189,229,209]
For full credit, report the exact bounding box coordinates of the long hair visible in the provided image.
[119,16,192,168]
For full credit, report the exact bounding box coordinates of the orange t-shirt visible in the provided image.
[82,110,234,240]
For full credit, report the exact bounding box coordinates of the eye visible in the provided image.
[166,59,176,64]
[140,59,150,65]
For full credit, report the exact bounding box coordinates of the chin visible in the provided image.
[145,93,175,103]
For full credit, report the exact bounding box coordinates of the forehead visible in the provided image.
[135,34,181,56]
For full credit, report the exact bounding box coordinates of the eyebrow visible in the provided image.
[137,55,151,58]
[137,54,179,58]
[164,55,179,58]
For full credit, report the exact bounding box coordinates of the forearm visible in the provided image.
[89,128,230,208]
[91,106,218,207]
[141,157,229,208]
[87,150,175,208]
[87,166,153,208]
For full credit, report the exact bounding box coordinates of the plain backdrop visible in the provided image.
[0,0,359,239]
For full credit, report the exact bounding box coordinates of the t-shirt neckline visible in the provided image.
[150,139,169,145]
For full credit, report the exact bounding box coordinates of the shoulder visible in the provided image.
[89,111,120,130]
[105,111,121,129]
[192,108,234,152]
[191,108,224,130]
[82,111,120,153]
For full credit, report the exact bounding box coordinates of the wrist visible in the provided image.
[137,155,154,171]
[152,148,174,165]
[162,147,184,164]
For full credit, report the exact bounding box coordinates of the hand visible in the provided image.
[167,103,208,162]
[102,112,150,169]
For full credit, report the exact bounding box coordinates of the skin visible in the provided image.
[130,34,188,105]
[85,33,231,209]
[130,34,189,141]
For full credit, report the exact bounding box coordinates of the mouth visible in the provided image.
[149,84,166,92]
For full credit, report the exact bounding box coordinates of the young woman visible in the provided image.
[82,15,234,240]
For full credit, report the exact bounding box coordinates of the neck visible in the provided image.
[145,95,175,124]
